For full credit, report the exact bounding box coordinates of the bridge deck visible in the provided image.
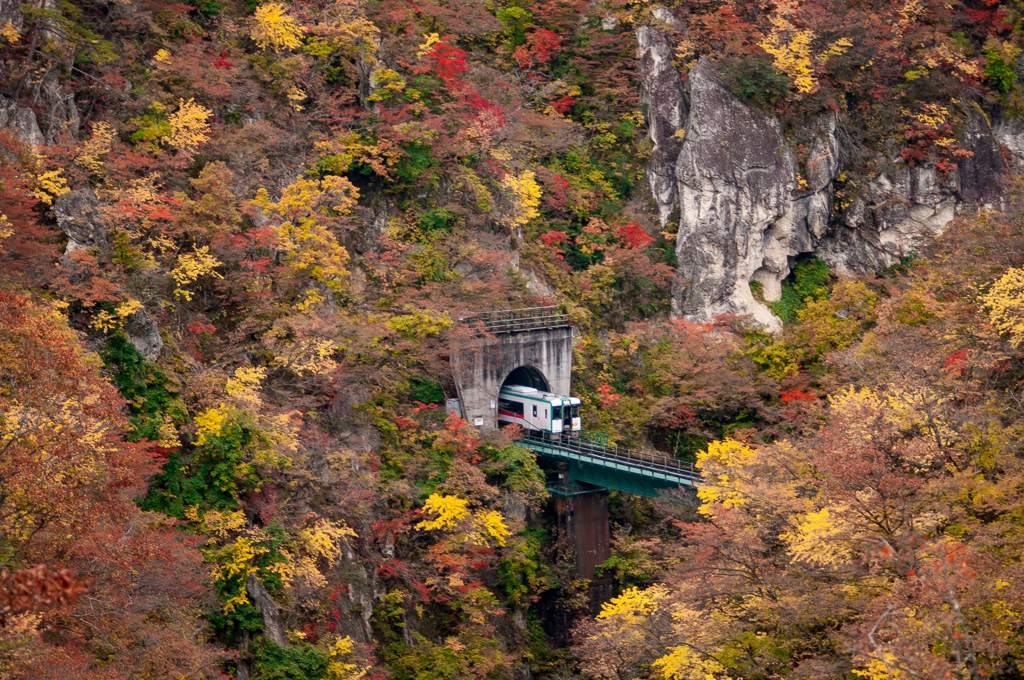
[518,432,701,496]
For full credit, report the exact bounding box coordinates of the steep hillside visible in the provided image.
[2,0,1024,679]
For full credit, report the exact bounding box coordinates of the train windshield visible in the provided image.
[552,405,562,420]
[571,405,580,419]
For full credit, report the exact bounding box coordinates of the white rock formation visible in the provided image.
[635,17,1010,329]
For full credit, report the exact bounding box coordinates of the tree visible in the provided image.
[982,266,1024,348]
[0,291,151,555]
[0,566,86,626]
[251,3,306,52]
[0,290,225,677]
[253,175,358,294]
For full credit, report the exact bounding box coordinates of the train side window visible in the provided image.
[532,405,537,418]
[545,408,548,419]
[498,398,523,417]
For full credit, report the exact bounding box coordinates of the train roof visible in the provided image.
[502,384,537,394]
[500,385,579,405]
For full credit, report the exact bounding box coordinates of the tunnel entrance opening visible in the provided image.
[501,365,550,392]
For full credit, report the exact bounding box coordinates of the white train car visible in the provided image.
[497,384,581,436]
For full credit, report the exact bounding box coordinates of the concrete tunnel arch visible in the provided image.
[501,365,550,392]
[450,323,574,428]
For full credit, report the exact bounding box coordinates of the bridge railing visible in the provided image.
[578,430,609,447]
[461,305,570,333]
[522,431,700,480]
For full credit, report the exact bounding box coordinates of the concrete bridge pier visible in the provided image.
[543,484,614,645]
[552,486,611,579]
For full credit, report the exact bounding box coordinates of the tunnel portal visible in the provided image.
[502,365,550,392]
[450,307,573,428]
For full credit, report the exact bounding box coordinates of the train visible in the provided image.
[497,384,582,436]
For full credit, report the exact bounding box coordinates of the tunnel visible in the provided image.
[502,365,550,392]
[450,321,573,429]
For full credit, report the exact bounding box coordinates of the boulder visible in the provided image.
[123,308,163,363]
[54,189,106,266]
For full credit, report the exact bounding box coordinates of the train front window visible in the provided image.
[552,406,562,420]
[571,405,580,419]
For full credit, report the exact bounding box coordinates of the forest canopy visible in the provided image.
[2,0,1024,678]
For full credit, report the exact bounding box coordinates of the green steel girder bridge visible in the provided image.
[517,431,701,498]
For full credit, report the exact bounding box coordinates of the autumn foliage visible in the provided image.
[0,566,87,627]
[2,0,1024,677]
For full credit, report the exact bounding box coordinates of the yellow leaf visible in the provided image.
[251,2,305,52]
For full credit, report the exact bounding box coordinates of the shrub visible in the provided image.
[984,40,1020,94]
[100,334,187,442]
[409,377,445,404]
[419,208,457,233]
[387,307,453,339]
[253,641,330,680]
[721,56,790,108]
[770,257,833,324]
[790,279,878,360]
[745,333,802,380]
[982,266,1024,348]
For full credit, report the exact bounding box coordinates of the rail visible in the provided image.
[520,431,701,485]
[460,305,570,333]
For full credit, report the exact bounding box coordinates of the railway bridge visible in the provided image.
[519,431,699,578]
[451,306,701,580]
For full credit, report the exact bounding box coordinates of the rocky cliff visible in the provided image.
[638,19,1012,328]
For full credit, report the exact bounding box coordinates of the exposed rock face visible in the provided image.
[635,18,1009,327]
[246,574,289,648]
[815,164,956,274]
[636,10,686,227]
[55,189,106,265]
[523,270,557,299]
[123,309,164,362]
[327,384,383,453]
[0,0,22,32]
[958,105,1008,205]
[0,76,79,147]
[339,538,382,644]
[0,95,45,147]
[35,70,80,143]
[671,58,795,330]
[817,106,1006,274]
[764,115,840,292]
[993,116,1024,173]
[0,0,77,146]
[55,189,162,360]
[358,37,385,108]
